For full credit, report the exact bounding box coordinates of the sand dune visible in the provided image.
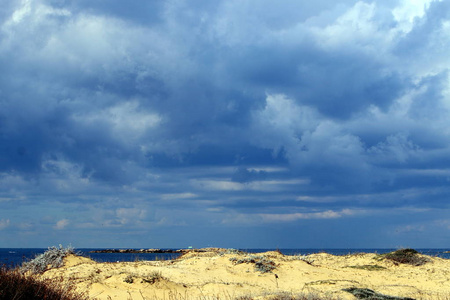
[40,249,450,299]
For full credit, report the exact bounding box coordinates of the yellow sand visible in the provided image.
[40,249,450,299]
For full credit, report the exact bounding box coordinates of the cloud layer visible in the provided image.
[1,0,450,248]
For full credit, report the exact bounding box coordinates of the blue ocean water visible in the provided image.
[1,248,449,269]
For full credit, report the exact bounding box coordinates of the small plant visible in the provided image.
[255,257,276,273]
[21,245,77,274]
[379,248,430,266]
[87,269,102,284]
[124,274,134,284]
[230,255,276,273]
[347,264,387,271]
[142,271,164,284]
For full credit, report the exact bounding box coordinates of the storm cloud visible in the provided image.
[1,0,450,248]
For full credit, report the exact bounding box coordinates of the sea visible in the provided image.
[1,248,449,269]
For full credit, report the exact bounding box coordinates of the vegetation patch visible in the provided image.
[287,255,315,265]
[306,280,337,285]
[305,279,359,286]
[377,249,430,266]
[259,291,340,300]
[343,287,415,300]
[230,255,277,273]
[0,266,88,300]
[222,248,246,255]
[20,245,78,274]
[124,274,134,284]
[142,271,164,284]
[347,264,387,271]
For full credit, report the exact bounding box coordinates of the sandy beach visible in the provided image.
[40,249,450,299]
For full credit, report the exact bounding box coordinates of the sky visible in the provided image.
[1,0,450,249]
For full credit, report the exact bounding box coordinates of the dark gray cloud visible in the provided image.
[1,0,450,248]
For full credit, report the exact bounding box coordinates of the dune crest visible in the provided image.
[39,249,450,299]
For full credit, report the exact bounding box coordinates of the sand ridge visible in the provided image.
[40,249,450,299]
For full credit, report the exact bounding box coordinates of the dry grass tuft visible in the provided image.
[347,264,387,271]
[0,266,88,300]
[142,270,164,284]
[261,291,341,300]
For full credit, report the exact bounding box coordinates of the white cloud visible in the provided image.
[54,219,69,230]
[251,93,372,188]
[392,0,435,31]
[259,209,358,222]
[393,224,426,236]
[116,208,146,225]
[191,178,309,193]
[191,179,244,191]
[161,193,197,201]
[9,0,32,24]
[72,101,161,144]
[0,219,10,230]
[251,94,321,155]
[318,2,385,48]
